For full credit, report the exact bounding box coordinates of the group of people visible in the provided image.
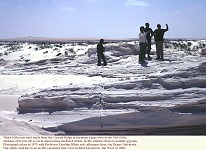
[139,23,169,63]
[96,23,169,66]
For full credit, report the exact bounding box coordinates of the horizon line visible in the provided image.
[0,36,205,43]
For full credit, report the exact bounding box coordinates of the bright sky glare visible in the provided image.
[0,0,205,39]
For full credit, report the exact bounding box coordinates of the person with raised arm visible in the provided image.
[154,24,169,60]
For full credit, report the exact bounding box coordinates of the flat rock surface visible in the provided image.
[0,39,206,135]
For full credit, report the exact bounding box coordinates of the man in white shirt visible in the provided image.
[139,26,150,63]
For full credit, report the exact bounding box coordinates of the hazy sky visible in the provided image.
[0,0,205,39]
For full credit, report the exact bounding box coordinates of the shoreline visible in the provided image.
[0,37,138,44]
[1,37,205,45]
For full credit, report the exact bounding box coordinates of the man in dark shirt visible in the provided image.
[144,23,154,59]
[154,24,169,59]
[97,39,107,66]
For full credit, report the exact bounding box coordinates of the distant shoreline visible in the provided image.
[0,36,205,44]
[0,37,138,44]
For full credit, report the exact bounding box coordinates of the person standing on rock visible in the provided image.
[97,39,107,66]
[144,23,154,59]
[154,24,169,60]
[139,26,150,63]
